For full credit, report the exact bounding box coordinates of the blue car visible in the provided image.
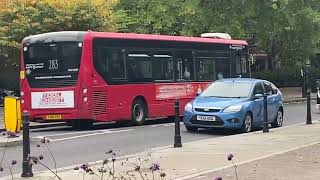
[183,78,284,133]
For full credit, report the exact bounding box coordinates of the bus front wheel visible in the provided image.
[131,99,146,125]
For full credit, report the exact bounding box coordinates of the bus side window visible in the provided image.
[94,47,109,81]
[176,51,194,81]
[109,49,125,80]
[196,52,216,81]
[153,51,174,81]
[127,50,152,82]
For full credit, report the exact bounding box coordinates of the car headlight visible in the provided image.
[224,105,243,113]
[184,102,193,112]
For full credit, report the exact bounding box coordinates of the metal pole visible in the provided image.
[306,89,312,124]
[174,99,182,148]
[21,111,33,177]
[263,93,269,133]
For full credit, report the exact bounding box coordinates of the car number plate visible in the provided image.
[46,114,62,120]
[197,115,216,121]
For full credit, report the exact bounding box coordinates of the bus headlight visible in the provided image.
[83,97,88,102]
[83,89,88,93]
[184,102,193,112]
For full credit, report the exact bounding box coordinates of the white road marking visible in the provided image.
[33,129,106,138]
[196,176,207,179]
[44,129,134,142]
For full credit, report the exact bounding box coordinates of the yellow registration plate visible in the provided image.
[45,115,62,120]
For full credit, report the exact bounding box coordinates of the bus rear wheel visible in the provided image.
[131,99,146,126]
[71,120,93,130]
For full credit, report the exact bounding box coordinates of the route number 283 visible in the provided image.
[48,59,59,70]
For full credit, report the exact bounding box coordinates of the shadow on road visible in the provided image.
[30,118,174,133]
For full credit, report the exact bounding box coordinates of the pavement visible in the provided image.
[1,120,320,179]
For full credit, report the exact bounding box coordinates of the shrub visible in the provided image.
[244,66,320,92]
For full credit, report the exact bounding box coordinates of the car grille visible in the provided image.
[190,115,224,126]
[194,108,221,113]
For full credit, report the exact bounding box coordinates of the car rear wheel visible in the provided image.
[185,125,198,132]
[240,113,253,133]
[271,109,283,128]
[131,99,146,125]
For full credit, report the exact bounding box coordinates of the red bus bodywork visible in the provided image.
[20,31,248,123]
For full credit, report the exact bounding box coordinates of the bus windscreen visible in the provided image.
[23,42,82,88]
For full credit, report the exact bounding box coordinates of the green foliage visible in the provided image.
[248,66,320,91]
[116,0,204,35]
[0,0,120,65]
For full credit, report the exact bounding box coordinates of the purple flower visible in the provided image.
[150,163,160,171]
[80,164,89,171]
[106,150,113,154]
[135,166,141,171]
[160,172,166,177]
[214,177,223,180]
[40,137,50,144]
[227,153,234,161]
[11,160,17,165]
[32,157,38,164]
[103,159,109,165]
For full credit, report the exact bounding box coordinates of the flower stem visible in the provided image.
[8,166,13,180]
[0,138,9,165]
[38,160,62,180]
[45,143,58,175]
[232,160,239,180]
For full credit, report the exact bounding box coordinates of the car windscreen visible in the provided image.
[23,42,82,88]
[200,81,253,98]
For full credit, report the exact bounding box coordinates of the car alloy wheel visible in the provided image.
[241,113,252,133]
[272,110,283,128]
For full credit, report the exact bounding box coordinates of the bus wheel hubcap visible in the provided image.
[134,104,143,122]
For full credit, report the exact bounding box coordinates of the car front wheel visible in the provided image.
[240,113,253,133]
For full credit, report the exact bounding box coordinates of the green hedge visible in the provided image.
[243,66,320,91]
[0,65,19,92]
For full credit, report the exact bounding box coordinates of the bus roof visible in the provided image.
[22,31,248,46]
[91,31,248,46]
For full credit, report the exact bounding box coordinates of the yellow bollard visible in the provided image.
[4,96,21,133]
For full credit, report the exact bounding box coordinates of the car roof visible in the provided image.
[216,78,265,84]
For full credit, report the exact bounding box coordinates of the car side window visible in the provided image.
[253,83,264,95]
[263,82,273,95]
[270,83,278,94]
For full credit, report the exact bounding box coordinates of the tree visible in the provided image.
[0,0,121,65]
[116,0,204,36]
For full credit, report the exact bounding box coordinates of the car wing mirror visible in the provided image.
[254,93,263,100]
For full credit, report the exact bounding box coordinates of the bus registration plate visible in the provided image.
[197,115,216,121]
[46,115,62,120]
